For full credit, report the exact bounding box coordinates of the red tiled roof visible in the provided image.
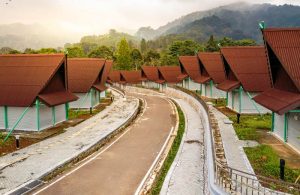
[178,56,201,81]
[120,70,141,84]
[95,60,113,91]
[253,88,300,115]
[0,54,77,107]
[141,66,159,81]
[108,71,121,83]
[178,56,212,84]
[198,52,226,84]
[157,66,181,84]
[217,80,241,91]
[68,58,106,93]
[263,28,300,92]
[220,46,271,92]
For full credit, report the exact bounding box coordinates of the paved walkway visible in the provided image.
[209,106,255,174]
[161,98,206,195]
[0,91,139,194]
[32,93,176,195]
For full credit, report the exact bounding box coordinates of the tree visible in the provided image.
[130,48,143,70]
[144,50,160,65]
[24,48,38,54]
[0,47,14,54]
[81,42,98,55]
[88,46,113,59]
[160,52,178,66]
[37,48,58,54]
[168,40,203,57]
[140,38,147,54]
[66,47,85,58]
[115,38,132,70]
[8,50,21,54]
[205,35,219,52]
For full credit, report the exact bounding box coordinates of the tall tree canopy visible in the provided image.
[88,46,114,59]
[116,38,132,70]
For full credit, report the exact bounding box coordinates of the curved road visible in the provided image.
[32,93,176,195]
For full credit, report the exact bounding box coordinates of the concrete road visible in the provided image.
[33,93,176,195]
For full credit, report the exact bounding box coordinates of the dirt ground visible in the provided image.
[257,130,300,169]
[0,97,112,157]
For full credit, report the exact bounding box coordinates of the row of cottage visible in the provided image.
[107,27,300,153]
[0,55,112,132]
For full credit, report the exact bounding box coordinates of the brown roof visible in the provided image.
[217,80,241,91]
[0,54,77,107]
[253,88,300,115]
[253,28,300,114]
[263,28,300,92]
[220,46,271,92]
[157,66,181,84]
[178,56,201,81]
[198,52,226,84]
[120,70,141,84]
[108,71,121,83]
[68,58,106,93]
[95,60,113,91]
[179,56,212,84]
[141,66,159,82]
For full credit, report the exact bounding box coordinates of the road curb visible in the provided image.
[7,97,142,195]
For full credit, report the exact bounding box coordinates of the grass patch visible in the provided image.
[150,102,185,195]
[245,145,300,186]
[229,114,271,141]
[68,109,91,120]
[214,98,226,107]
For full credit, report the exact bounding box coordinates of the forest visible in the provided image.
[0,29,256,70]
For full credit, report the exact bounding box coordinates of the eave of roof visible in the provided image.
[253,88,300,115]
[217,80,241,92]
[220,46,271,92]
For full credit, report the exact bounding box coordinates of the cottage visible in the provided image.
[178,56,203,91]
[0,54,78,131]
[217,46,271,114]
[197,52,226,98]
[253,28,300,151]
[99,60,113,98]
[141,66,159,89]
[68,58,106,109]
[156,66,181,92]
[107,70,121,87]
[120,70,142,88]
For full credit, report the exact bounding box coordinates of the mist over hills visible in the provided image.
[1,2,300,50]
[136,2,300,42]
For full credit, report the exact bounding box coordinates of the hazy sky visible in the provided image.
[0,0,299,35]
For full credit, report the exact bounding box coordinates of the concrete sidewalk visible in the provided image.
[209,106,256,174]
[161,98,206,195]
[0,91,139,194]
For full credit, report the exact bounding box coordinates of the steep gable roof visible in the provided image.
[108,70,121,83]
[218,46,271,92]
[253,28,300,114]
[263,28,300,92]
[198,52,226,84]
[157,66,181,84]
[0,54,77,107]
[68,58,106,93]
[120,70,141,84]
[141,66,159,82]
[94,60,113,91]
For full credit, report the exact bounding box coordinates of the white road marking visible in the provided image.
[134,126,174,195]
[34,97,148,195]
